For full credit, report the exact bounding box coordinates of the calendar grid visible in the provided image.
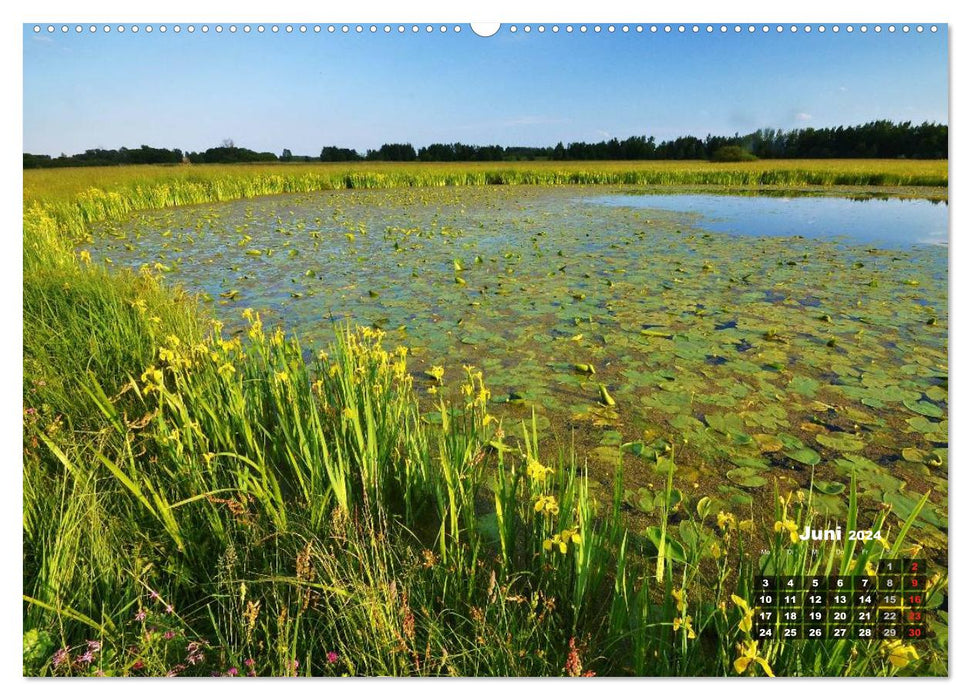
[752,559,927,641]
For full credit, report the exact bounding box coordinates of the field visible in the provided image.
[23,161,948,677]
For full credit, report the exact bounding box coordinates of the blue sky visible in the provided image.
[23,24,948,156]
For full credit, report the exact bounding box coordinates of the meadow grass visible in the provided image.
[22,162,948,677]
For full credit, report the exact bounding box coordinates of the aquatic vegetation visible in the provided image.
[84,185,948,568]
[23,163,948,677]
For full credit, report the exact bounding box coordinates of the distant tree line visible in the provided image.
[23,121,947,168]
[23,145,185,169]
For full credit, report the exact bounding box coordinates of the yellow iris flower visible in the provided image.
[733,641,774,677]
[731,595,754,633]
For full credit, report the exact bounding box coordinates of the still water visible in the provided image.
[587,193,948,247]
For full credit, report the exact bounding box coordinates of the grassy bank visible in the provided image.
[22,162,948,676]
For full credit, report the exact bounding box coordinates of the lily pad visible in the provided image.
[815,432,866,452]
[726,467,768,488]
[784,447,821,466]
[812,480,846,495]
[903,398,944,418]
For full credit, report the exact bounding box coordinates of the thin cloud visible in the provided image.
[794,112,813,122]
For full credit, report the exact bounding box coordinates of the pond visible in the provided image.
[88,185,949,560]
[588,192,948,247]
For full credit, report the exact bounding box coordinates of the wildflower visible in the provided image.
[717,511,737,531]
[134,609,147,622]
[881,640,919,669]
[77,650,94,665]
[564,637,582,677]
[244,658,255,668]
[738,519,754,533]
[671,588,686,611]
[132,659,145,671]
[52,647,70,669]
[226,667,239,677]
[544,528,581,555]
[774,518,800,544]
[141,366,165,394]
[86,640,101,653]
[526,458,553,482]
[326,651,339,665]
[186,641,205,666]
[426,365,445,384]
[731,594,754,633]
[534,495,560,517]
[275,370,289,383]
[130,298,147,313]
[733,640,774,677]
[673,616,696,639]
[217,362,236,379]
[79,250,92,264]
[164,630,176,640]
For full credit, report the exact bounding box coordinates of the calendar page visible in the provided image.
[21,8,948,681]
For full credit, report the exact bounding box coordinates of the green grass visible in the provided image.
[22,162,948,676]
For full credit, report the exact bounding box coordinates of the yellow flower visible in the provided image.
[671,588,686,611]
[130,298,147,313]
[731,594,754,633]
[526,458,553,482]
[717,511,737,531]
[217,363,236,379]
[774,518,799,543]
[534,495,559,517]
[738,519,754,533]
[881,640,919,669]
[140,365,165,394]
[275,370,289,383]
[673,616,696,639]
[78,250,92,264]
[543,528,580,555]
[426,365,445,384]
[543,534,567,554]
[734,641,774,677]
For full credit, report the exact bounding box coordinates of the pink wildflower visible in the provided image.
[52,647,70,669]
